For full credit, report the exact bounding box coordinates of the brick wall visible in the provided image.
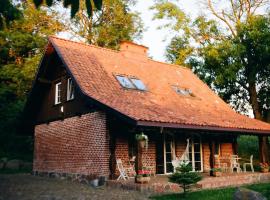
[33,112,110,177]
[175,139,186,158]
[202,143,210,172]
[114,137,130,175]
[141,140,156,174]
[221,143,234,156]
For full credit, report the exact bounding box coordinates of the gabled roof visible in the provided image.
[47,36,270,134]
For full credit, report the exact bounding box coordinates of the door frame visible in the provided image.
[163,133,175,174]
[189,137,203,172]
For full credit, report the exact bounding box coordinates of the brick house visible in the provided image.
[25,36,270,179]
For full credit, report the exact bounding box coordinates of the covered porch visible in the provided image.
[110,124,240,177]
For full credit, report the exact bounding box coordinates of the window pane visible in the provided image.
[116,75,135,89]
[55,82,61,104]
[130,78,147,91]
[67,78,74,100]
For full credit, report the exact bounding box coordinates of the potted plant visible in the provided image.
[135,168,151,184]
[89,174,99,187]
[211,168,222,177]
[135,132,148,149]
[259,163,269,173]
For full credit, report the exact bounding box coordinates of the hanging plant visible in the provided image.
[135,132,149,149]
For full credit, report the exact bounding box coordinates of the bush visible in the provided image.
[169,164,202,194]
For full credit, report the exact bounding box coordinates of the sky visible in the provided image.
[58,0,202,62]
[130,0,201,62]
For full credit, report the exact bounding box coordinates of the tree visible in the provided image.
[68,0,143,49]
[0,0,63,159]
[33,0,102,18]
[169,164,202,194]
[0,0,21,29]
[152,0,270,162]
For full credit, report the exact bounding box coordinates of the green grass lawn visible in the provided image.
[150,182,270,200]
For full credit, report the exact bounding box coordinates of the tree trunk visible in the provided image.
[248,82,262,120]
[259,136,270,163]
[248,82,269,163]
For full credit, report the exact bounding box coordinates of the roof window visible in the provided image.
[130,78,147,91]
[116,75,135,89]
[115,75,147,91]
[172,86,194,97]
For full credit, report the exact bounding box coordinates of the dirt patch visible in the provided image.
[0,174,149,200]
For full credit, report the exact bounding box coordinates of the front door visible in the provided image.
[188,136,203,172]
[156,133,175,174]
[164,133,175,173]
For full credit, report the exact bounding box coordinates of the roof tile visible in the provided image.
[49,36,270,133]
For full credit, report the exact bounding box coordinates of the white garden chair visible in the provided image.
[116,159,129,181]
[243,155,254,173]
[230,155,242,173]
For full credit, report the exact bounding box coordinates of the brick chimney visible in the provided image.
[120,41,148,60]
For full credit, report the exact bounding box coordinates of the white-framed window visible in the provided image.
[115,74,147,91]
[115,75,135,89]
[130,78,147,91]
[55,82,61,105]
[67,78,75,101]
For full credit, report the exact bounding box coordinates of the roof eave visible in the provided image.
[137,120,270,135]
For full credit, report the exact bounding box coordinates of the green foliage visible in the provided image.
[0,0,63,160]
[0,0,22,29]
[69,0,143,49]
[33,0,102,18]
[169,164,202,194]
[238,135,259,161]
[150,182,270,200]
[152,1,270,121]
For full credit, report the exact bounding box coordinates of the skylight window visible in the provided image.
[130,78,147,91]
[172,86,194,97]
[115,75,147,91]
[116,75,135,89]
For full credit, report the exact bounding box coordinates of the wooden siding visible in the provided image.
[35,52,93,123]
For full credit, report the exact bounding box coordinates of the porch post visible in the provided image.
[258,135,270,163]
[232,136,238,155]
[137,144,143,171]
[209,141,215,176]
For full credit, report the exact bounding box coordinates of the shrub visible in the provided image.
[169,163,202,194]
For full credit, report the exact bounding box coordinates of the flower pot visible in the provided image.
[135,176,150,184]
[261,168,269,173]
[138,140,146,148]
[90,179,99,187]
[213,171,222,177]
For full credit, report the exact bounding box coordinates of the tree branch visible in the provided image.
[207,0,237,37]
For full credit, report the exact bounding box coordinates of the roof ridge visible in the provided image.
[148,58,191,71]
[49,36,119,54]
[49,36,192,71]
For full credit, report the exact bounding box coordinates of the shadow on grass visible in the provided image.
[150,182,270,200]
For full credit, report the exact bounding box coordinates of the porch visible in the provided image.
[107,172,270,194]
[110,127,237,177]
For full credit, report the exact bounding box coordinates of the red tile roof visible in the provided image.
[48,36,270,134]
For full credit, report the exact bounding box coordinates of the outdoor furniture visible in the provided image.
[230,155,242,173]
[172,139,190,172]
[116,159,129,180]
[243,155,254,173]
